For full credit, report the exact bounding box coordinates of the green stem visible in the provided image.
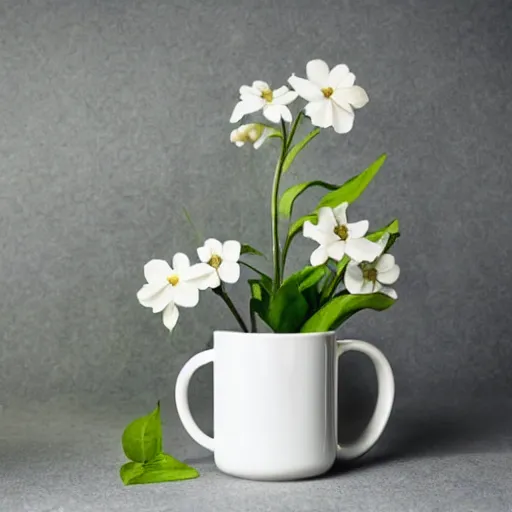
[281,232,295,273]
[319,259,348,304]
[287,111,304,146]
[213,286,249,332]
[270,119,288,293]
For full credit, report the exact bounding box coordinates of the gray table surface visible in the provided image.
[1,396,511,512]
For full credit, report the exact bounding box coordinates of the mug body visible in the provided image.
[213,330,337,480]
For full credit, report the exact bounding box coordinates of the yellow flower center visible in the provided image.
[333,224,349,241]
[321,87,334,98]
[261,88,273,102]
[167,274,179,286]
[208,254,222,269]
[362,266,378,283]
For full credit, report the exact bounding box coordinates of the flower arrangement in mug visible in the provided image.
[137,59,401,336]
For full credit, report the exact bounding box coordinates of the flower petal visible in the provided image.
[204,238,223,257]
[306,59,330,87]
[182,262,214,284]
[344,262,364,294]
[347,220,369,239]
[378,264,400,285]
[253,127,272,149]
[218,261,240,284]
[263,104,291,123]
[309,99,333,129]
[272,85,289,98]
[252,80,270,91]
[342,86,369,109]
[222,240,241,262]
[303,220,336,246]
[208,270,222,289]
[197,245,212,263]
[380,286,397,299]
[194,265,218,290]
[144,259,172,285]
[328,64,354,88]
[375,254,395,273]
[239,85,260,98]
[332,202,348,226]
[172,253,190,271]
[345,238,381,263]
[375,233,390,255]
[326,240,346,261]
[288,75,323,102]
[317,207,338,232]
[272,89,298,105]
[310,245,329,266]
[229,98,265,123]
[149,285,175,313]
[331,103,355,134]
[162,303,179,332]
[174,282,200,308]
[137,282,167,308]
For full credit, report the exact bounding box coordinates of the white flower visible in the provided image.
[230,123,275,149]
[196,238,241,289]
[230,81,298,124]
[344,234,400,298]
[303,202,381,266]
[288,59,369,134]
[137,254,209,332]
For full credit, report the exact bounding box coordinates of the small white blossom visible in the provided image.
[230,81,298,124]
[288,59,369,134]
[196,238,241,289]
[344,234,400,298]
[230,123,275,149]
[303,202,381,266]
[137,254,209,332]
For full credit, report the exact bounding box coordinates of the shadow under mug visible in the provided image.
[175,330,394,481]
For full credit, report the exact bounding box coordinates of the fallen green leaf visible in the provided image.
[121,402,162,463]
[120,453,199,485]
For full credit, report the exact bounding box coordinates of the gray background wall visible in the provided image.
[1,0,511,417]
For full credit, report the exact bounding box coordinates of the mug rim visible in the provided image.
[214,330,335,338]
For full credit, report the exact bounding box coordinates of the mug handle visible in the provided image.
[175,349,215,452]
[336,339,395,460]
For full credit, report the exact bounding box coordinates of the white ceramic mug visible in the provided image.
[175,331,394,481]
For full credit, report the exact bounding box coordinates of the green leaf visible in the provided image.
[240,244,266,258]
[282,265,328,293]
[249,278,271,327]
[264,267,327,333]
[121,403,162,463]
[240,262,272,292]
[266,280,310,333]
[316,154,387,209]
[282,128,320,173]
[279,181,338,219]
[120,453,199,485]
[367,219,400,249]
[301,293,396,333]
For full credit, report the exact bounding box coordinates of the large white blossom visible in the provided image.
[230,123,275,149]
[288,59,369,134]
[196,238,241,289]
[303,202,381,266]
[137,254,209,332]
[230,81,298,124]
[344,234,400,298]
